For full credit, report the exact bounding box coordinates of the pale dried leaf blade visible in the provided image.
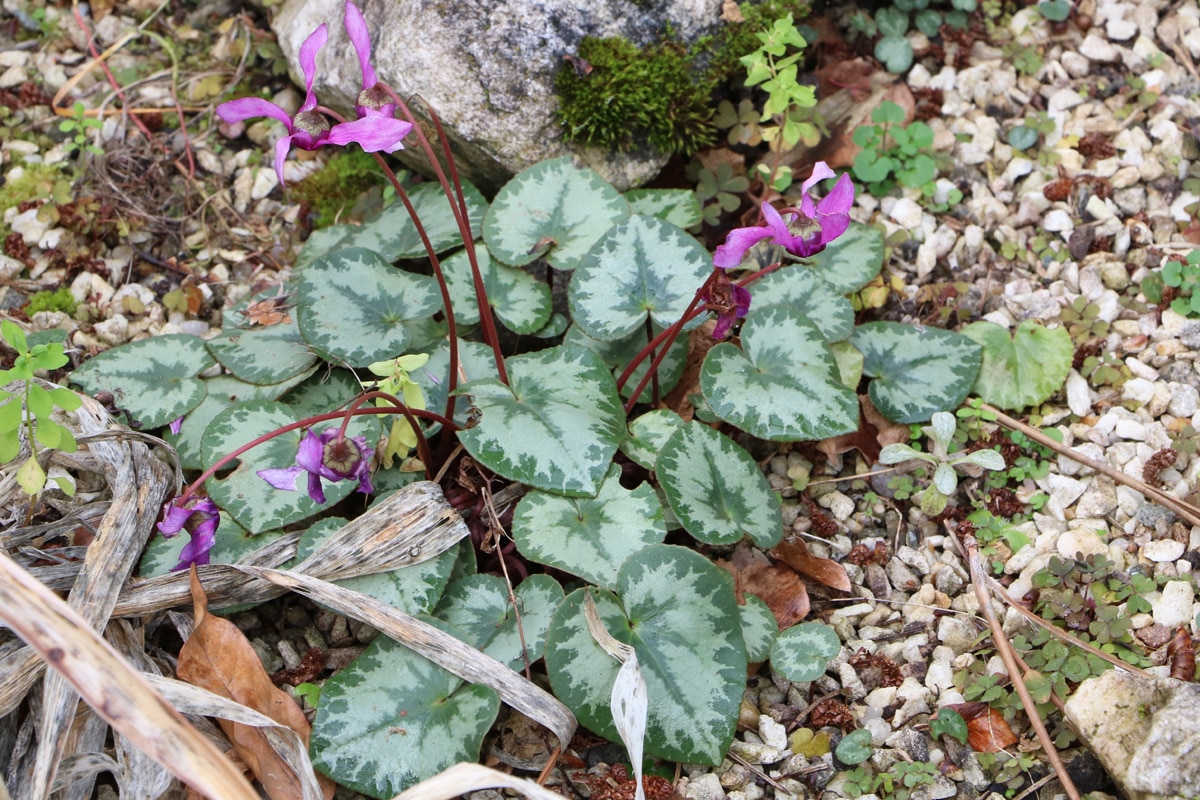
[390,762,568,800]
[584,592,647,800]
[178,569,329,800]
[0,550,258,799]
[238,564,577,750]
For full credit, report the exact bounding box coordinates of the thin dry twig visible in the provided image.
[962,534,1081,800]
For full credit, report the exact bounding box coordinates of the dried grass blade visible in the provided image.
[239,565,577,751]
[390,762,569,800]
[0,550,258,799]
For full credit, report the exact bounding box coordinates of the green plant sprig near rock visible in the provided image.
[851,100,952,207]
[0,321,81,498]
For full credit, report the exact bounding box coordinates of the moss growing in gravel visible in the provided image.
[0,162,72,238]
[289,149,386,228]
[25,286,77,317]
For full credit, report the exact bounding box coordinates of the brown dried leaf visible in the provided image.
[945,702,1018,753]
[719,548,809,629]
[862,394,910,450]
[239,297,293,327]
[661,321,720,421]
[772,537,852,593]
[178,568,334,800]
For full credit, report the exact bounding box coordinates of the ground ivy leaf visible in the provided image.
[568,215,709,342]
[545,545,747,764]
[656,421,782,548]
[483,156,629,270]
[70,333,214,429]
[434,573,564,671]
[851,321,982,423]
[513,464,666,590]
[749,268,854,342]
[454,345,625,497]
[295,180,488,268]
[442,245,552,335]
[701,305,858,441]
[807,222,884,293]
[961,320,1072,411]
[297,247,441,367]
[310,634,500,798]
[201,401,372,534]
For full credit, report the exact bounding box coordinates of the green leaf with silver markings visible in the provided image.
[656,421,782,548]
[544,545,746,764]
[296,247,440,368]
[483,157,629,270]
[621,409,685,470]
[569,215,709,342]
[750,268,854,341]
[70,334,214,429]
[442,245,551,335]
[309,632,500,798]
[740,595,778,663]
[807,222,884,293]
[701,305,858,441]
[624,188,702,230]
[512,464,666,590]
[563,324,687,404]
[851,321,982,423]
[454,345,625,497]
[770,621,841,682]
[434,573,564,671]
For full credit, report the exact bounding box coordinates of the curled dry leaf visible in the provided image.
[771,537,852,593]
[943,702,1018,753]
[177,568,335,800]
[718,545,809,629]
[817,394,909,469]
[1168,627,1196,682]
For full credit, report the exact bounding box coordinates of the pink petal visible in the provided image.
[800,161,836,195]
[295,429,327,474]
[344,1,376,88]
[307,471,327,505]
[217,97,292,128]
[273,135,294,186]
[713,224,774,269]
[298,24,329,110]
[157,503,193,537]
[258,465,304,491]
[817,172,856,217]
[326,116,412,154]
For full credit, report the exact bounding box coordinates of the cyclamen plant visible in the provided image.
[63,3,1003,794]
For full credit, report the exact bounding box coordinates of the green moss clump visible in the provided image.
[289,149,386,228]
[555,37,717,156]
[25,287,77,317]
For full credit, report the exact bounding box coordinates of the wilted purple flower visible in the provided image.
[712,282,752,339]
[168,416,184,435]
[158,496,220,571]
[332,1,413,153]
[258,427,374,505]
[713,162,855,269]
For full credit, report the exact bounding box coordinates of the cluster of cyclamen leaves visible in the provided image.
[62,7,1076,795]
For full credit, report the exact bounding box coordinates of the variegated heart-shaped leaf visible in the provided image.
[656,421,782,548]
[563,324,687,404]
[201,401,374,533]
[749,268,854,342]
[512,464,666,590]
[206,318,318,386]
[740,595,778,663]
[544,545,746,764]
[434,574,564,671]
[295,180,487,268]
[442,245,552,334]
[417,339,499,431]
[310,634,500,798]
[454,345,625,497]
[701,305,858,441]
[620,409,685,470]
[483,157,629,270]
[851,320,982,423]
[70,333,214,429]
[569,215,709,342]
[769,621,841,682]
[296,247,441,367]
[961,320,1072,411]
[807,222,885,293]
[625,188,702,229]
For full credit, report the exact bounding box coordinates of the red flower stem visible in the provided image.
[380,87,509,386]
[179,405,455,503]
[339,390,436,478]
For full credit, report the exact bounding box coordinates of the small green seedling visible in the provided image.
[1160,249,1200,317]
[58,102,104,158]
[852,100,943,201]
[0,321,80,497]
[878,410,1006,514]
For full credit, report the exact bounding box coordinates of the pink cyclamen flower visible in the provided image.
[158,496,220,571]
[331,1,413,153]
[258,427,374,505]
[713,162,855,269]
[168,416,183,435]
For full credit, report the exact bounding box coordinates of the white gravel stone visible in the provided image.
[887,197,925,229]
[1065,370,1093,417]
[1045,473,1087,518]
[92,314,130,347]
[1043,209,1074,232]
[1142,540,1185,563]
[1076,478,1119,518]
[1169,384,1199,418]
[758,716,788,751]
[1058,527,1108,558]
[818,490,855,522]
[936,616,978,655]
[1106,17,1139,40]
[1152,580,1195,628]
[0,64,28,89]
[1123,377,1157,405]
[686,772,727,800]
[1080,33,1121,61]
